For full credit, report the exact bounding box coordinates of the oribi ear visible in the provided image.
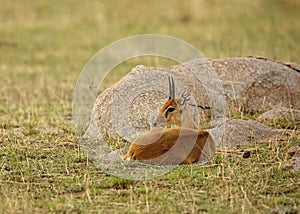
[180,90,190,105]
[165,106,175,118]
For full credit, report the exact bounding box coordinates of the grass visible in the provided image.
[1,0,300,213]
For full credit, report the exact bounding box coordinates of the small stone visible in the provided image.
[287,146,300,157]
[242,151,251,158]
[283,156,300,172]
[286,208,299,214]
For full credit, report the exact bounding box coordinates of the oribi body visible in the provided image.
[123,76,215,165]
[124,127,215,165]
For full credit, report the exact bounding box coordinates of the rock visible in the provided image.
[271,208,299,214]
[287,146,300,156]
[93,64,216,140]
[258,108,300,129]
[207,56,300,113]
[178,56,300,113]
[283,156,300,172]
[92,57,300,140]
[206,118,286,147]
[283,146,300,172]
[107,148,128,161]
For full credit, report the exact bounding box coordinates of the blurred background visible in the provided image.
[1,0,299,109]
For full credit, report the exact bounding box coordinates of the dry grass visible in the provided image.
[1,0,300,213]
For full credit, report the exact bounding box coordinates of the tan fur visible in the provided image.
[156,98,198,129]
[156,98,182,127]
[124,128,215,165]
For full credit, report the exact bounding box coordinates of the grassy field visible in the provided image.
[1,0,300,213]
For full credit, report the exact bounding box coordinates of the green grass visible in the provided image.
[1,0,300,213]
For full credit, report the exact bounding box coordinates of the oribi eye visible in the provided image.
[165,107,176,118]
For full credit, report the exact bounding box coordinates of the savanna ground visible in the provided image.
[1,0,300,213]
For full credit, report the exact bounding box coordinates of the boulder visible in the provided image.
[206,118,286,147]
[206,56,300,113]
[258,108,300,129]
[91,57,300,140]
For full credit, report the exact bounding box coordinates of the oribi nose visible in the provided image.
[153,122,157,127]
